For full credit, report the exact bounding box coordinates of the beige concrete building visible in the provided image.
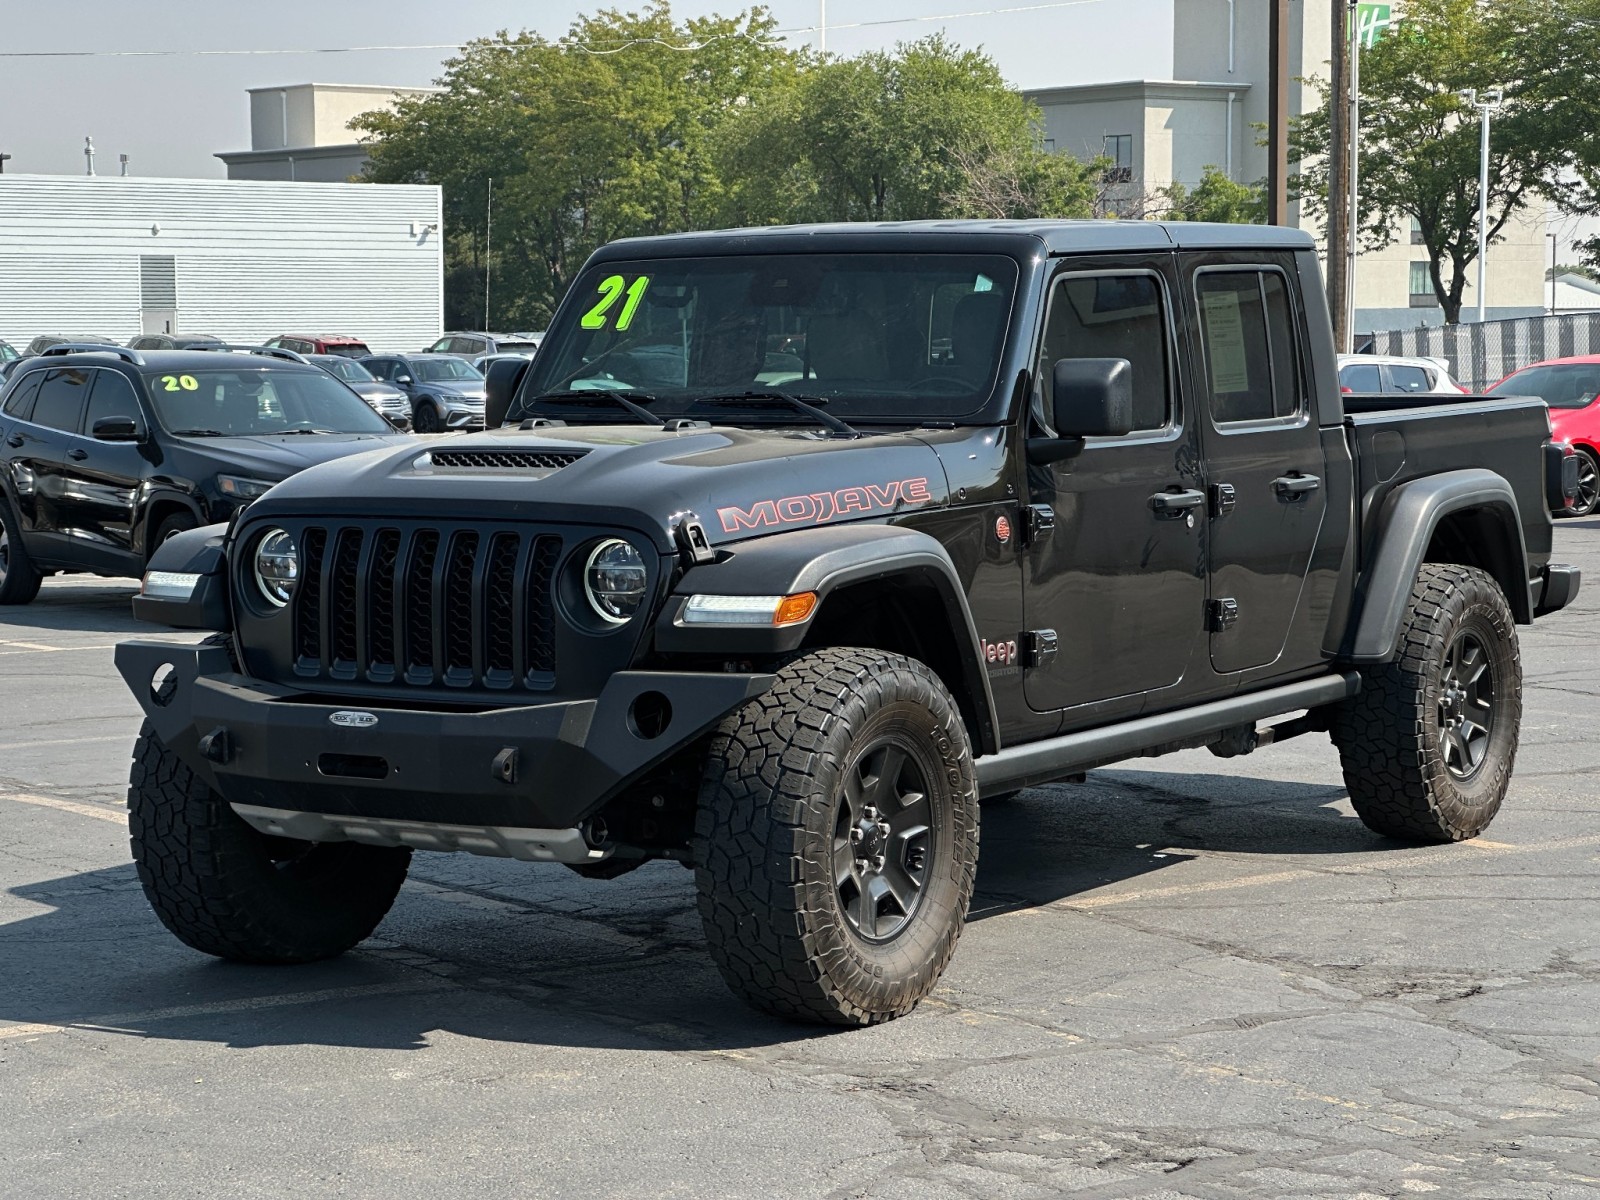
[216,83,438,183]
[1025,0,1549,332]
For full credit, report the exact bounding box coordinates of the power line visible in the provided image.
[0,0,1114,59]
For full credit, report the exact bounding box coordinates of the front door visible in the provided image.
[1183,259,1330,676]
[54,367,149,572]
[1023,257,1209,718]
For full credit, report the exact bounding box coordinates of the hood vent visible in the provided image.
[429,448,589,471]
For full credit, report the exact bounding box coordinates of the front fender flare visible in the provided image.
[654,524,999,753]
[1345,468,1529,662]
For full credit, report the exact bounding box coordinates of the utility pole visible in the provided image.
[1327,0,1351,351]
[1267,0,1290,225]
[484,177,493,332]
[1345,3,1362,350]
[1460,87,1502,323]
[819,0,826,53]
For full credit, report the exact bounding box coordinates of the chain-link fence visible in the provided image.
[1370,313,1600,393]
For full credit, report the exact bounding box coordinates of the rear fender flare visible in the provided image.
[654,524,999,753]
[1345,468,1530,662]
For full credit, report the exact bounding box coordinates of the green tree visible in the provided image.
[1157,166,1265,224]
[712,35,1100,225]
[1291,0,1600,324]
[355,4,799,330]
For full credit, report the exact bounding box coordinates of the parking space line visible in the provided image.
[0,640,63,652]
[0,643,125,657]
[5,793,127,825]
[0,734,136,752]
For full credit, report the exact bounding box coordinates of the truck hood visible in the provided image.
[183,431,415,480]
[247,423,953,550]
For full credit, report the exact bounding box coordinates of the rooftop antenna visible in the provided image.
[84,136,96,176]
[119,153,130,177]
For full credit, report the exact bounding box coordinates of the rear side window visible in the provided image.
[427,338,452,353]
[31,368,95,432]
[1389,365,1431,393]
[1037,272,1173,433]
[1196,270,1302,424]
[3,371,45,421]
[1340,363,1381,392]
[84,370,143,431]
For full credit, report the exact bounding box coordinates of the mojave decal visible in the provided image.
[716,476,934,534]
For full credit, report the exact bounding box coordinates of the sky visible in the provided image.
[0,0,1174,179]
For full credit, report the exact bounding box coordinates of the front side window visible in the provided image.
[1499,363,1600,408]
[519,253,1020,424]
[1340,362,1382,393]
[83,371,143,431]
[141,368,391,436]
[1036,272,1172,433]
[1195,270,1301,424]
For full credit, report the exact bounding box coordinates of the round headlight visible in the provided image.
[584,539,647,625]
[254,528,300,608]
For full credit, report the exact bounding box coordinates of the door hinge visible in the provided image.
[1022,629,1059,667]
[1021,504,1055,546]
[1207,598,1240,632]
[1210,482,1236,516]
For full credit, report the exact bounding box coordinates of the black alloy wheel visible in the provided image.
[1437,630,1496,781]
[833,737,936,943]
[1570,448,1599,517]
[0,497,43,605]
[413,402,442,434]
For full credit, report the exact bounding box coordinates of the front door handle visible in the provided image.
[1149,488,1206,517]
[1273,473,1321,499]
[67,448,88,461]
[4,435,23,448]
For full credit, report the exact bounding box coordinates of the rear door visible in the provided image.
[1023,255,1209,719]
[8,367,95,559]
[1183,259,1330,677]
[54,368,149,571]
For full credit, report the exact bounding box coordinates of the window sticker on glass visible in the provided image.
[974,274,993,293]
[1201,290,1250,393]
[581,274,651,331]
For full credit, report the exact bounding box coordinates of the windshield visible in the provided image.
[0,343,17,362]
[413,358,485,382]
[322,343,370,359]
[1499,363,1600,409]
[514,253,1020,423]
[314,357,375,383]
[142,367,393,436]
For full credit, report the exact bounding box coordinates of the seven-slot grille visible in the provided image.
[291,524,562,690]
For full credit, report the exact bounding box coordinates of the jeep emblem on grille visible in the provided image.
[329,711,379,729]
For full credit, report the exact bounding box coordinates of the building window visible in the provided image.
[1409,217,1425,246]
[1042,137,1056,153]
[1103,134,1133,183]
[1409,261,1436,307]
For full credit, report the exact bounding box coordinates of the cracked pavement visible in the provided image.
[3,518,1600,1199]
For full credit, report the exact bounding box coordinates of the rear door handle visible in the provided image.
[67,448,89,461]
[1149,488,1206,517]
[4,435,23,448]
[1273,473,1321,499]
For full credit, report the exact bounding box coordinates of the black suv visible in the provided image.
[362,353,487,432]
[0,345,412,604]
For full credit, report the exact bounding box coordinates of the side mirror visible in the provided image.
[91,415,143,442]
[485,356,533,429]
[1051,358,1134,437]
[394,373,413,386]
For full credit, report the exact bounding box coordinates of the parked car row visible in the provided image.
[0,344,415,605]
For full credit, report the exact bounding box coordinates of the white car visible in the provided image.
[1339,353,1468,395]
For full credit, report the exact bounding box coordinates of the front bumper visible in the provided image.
[116,638,772,851]
[1535,563,1581,617]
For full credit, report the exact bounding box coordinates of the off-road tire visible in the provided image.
[0,494,44,605]
[128,726,411,962]
[1331,563,1521,842]
[694,647,978,1026]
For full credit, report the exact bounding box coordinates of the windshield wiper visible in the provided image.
[266,428,345,435]
[521,390,664,427]
[168,428,226,437]
[692,390,857,437]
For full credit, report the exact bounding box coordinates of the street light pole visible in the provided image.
[1460,87,1503,324]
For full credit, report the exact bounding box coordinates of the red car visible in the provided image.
[1492,354,1600,517]
[264,334,371,358]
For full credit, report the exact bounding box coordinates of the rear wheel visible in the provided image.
[128,727,411,962]
[1331,563,1521,842]
[694,648,979,1025]
[0,496,43,605]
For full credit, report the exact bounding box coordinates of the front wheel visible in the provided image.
[412,401,442,434]
[694,648,978,1026]
[1566,447,1599,518]
[128,727,411,962]
[1331,563,1521,842]
[0,495,43,605]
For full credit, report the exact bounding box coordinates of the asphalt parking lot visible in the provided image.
[4,521,1600,1200]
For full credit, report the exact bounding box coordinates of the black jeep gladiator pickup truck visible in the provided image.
[116,221,1580,1026]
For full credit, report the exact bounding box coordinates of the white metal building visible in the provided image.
[0,175,443,352]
